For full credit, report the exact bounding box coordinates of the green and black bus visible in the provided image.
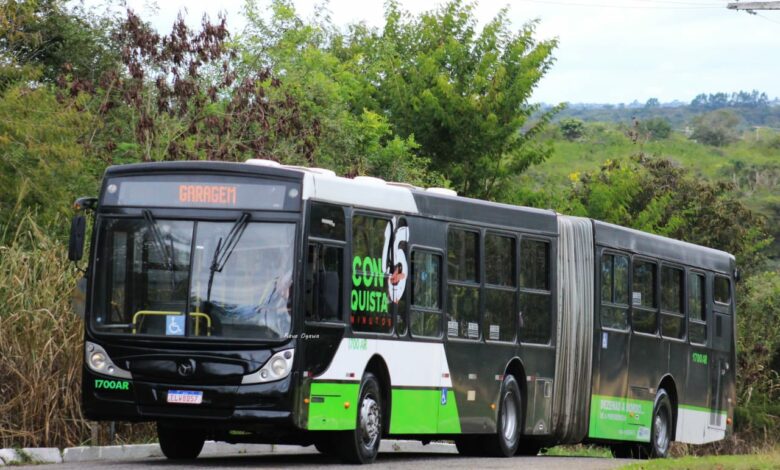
[69,159,736,463]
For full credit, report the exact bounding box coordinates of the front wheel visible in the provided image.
[157,422,205,460]
[337,372,383,464]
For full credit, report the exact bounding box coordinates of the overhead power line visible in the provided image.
[727,1,780,10]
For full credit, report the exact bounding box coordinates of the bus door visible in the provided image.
[709,274,733,430]
[626,258,665,442]
[590,250,631,441]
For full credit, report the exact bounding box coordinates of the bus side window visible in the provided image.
[714,276,731,305]
[519,238,552,344]
[660,266,685,339]
[484,233,517,342]
[305,244,344,322]
[410,251,442,337]
[632,259,657,334]
[688,272,706,344]
[600,253,629,330]
[447,228,480,339]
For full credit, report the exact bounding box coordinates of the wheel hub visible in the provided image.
[360,396,380,449]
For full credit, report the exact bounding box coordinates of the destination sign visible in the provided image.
[101,175,301,211]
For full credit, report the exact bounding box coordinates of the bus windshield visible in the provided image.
[93,217,295,341]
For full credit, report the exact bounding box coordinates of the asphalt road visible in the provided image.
[19,447,630,469]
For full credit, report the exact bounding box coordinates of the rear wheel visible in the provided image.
[157,422,205,460]
[485,375,522,457]
[337,372,383,464]
[647,390,673,458]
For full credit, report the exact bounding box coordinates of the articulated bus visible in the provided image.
[68,160,736,463]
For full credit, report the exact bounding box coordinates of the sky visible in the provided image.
[106,0,780,105]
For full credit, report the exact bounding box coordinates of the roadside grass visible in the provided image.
[543,444,613,458]
[621,452,780,469]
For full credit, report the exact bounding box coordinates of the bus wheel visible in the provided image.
[338,372,383,464]
[157,422,205,460]
[486,375,522,457]
[647,390,672,458]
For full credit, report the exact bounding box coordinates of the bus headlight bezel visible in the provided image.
[85,341,132,379]
[242,349,294,384]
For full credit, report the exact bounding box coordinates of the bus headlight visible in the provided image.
[85,341,132,379]
[242,349,294,384]
[90,352,107,371]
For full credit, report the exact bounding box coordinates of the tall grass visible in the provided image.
[0,214,154,448]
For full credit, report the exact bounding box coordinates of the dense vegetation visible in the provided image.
[0,0,778,454]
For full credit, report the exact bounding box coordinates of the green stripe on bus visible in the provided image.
[307,382,360,430]
[588,395,653,442]
[389,389,461,434]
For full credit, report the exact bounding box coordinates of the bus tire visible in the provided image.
[337,372,383,464]
[485,374,522,457]
[156,422,205,460]
[647,389,673,458]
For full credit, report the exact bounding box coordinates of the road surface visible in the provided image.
[17,446,629,469]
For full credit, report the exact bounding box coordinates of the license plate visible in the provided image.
[166,390,203,404]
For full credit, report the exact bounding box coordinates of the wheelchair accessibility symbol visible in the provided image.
[166,315,185,336]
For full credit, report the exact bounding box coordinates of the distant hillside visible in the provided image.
[549,91,780,129]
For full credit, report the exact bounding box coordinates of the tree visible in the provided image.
[644,97,660,108]
[374,1,559,199]
[0,0,118,90]
[242,0,560,199]
[559,118,585,141]
[564,155,770,271]
[690,109,741,147]
[241,0,434,186]
[638,117,672,140]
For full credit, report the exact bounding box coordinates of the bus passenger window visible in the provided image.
[351,215,394,333]
[305,244,343,322]
[688,273,706,344]
[447,228,480,339]
[660,266,685,339]
[484,233,517,342]
[600,253,629,330]
[411,251,442,337]
[519,239,552,344]
[309,203,345,240]
[632,259,657,334]
[714,276,731,305]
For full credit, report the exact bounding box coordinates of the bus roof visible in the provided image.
[594,220,735,275]
[101,160,736,271]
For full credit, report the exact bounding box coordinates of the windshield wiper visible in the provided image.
[142,209,175,271]
[206,212,251,301]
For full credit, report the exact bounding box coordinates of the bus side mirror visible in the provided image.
[68,215,86,261]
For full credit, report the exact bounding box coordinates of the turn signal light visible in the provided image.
[344,402,351,409]
[727,417,733,425]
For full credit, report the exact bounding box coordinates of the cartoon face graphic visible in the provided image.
[382,218,409,304]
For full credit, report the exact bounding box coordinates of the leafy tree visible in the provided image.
[241,0,433,186]
[638,117,672,140]
[737,271,780,405]
[690,109,741,147]
[242,0,560,198]
[559,118,585,141]
[374,1,559,199]
[0,85,93,238]
[644,97,659,108]
[564,155,770,271]
[0,0,118,90]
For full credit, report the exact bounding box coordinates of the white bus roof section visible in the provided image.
[300,170,419,214]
